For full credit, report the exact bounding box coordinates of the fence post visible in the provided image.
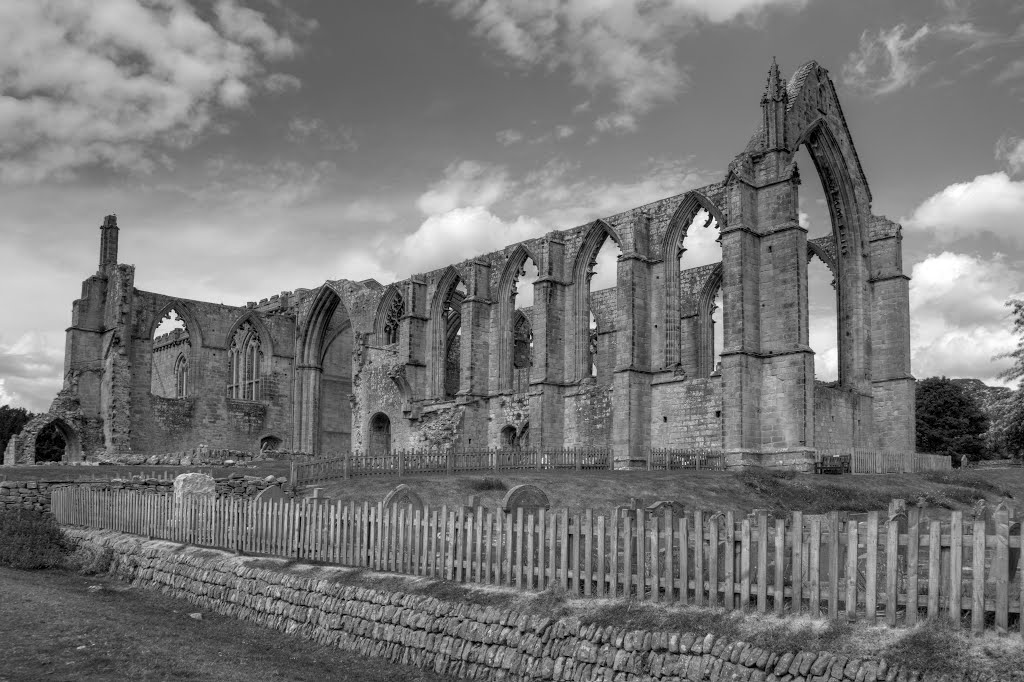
[575,448,582,471]
[446,449,454,477]
[344,451,350,480]
[290,460,297,488]
[398,449,405,478]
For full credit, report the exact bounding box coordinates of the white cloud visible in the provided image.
[396,207,546,276]
[0,332,64,412]
[842,24,932,95]
[995,58,1024,84]
[496,129,524,146]
[428,0,809,130]
[909,252,1024,384]
[903,172,1024,245]
[339,199,398,224]
[555,125,575,139]
[416,161,510,214]
[996,135,1024,176]
[0,0,302,183]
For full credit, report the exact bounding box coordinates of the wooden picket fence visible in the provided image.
[292,447,611,486]
[52,487,1023,635]
[817,450,952,474]
[647,449,725,471]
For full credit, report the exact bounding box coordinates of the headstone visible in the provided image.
[629,497,645,510]
[173,472,215,506]
[501,484,550,514]
[646,500,685,517]
[254,485,287,503]
[383,483,424,512]
[467,494,481,509]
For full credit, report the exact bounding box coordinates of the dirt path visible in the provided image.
[0,567,452,681]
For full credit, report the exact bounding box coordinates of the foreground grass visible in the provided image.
[310,467,1022,517]
[0,565,451,682]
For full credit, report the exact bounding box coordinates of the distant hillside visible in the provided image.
[950,378,1019,457]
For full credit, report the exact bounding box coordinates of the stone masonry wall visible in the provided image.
[64,529,975,682]
[0,476,285,514]
[651,377,724,449]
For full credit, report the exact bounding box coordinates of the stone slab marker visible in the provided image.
[254,485,287,504]
[173,472,215,507]
[501,484,550,514]
[383,483,424,512]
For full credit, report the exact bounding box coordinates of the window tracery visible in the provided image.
[383,293,404,345]
[228,321,262,401]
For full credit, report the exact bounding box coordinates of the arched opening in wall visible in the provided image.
[677,209,723,376]
[443,280,467,398]
[518,422,530,448]
[368,413,391,457]
[319,309,353,456]
[808,252,839,382]
[586,234,620,384]
[260,435,282,452]
[797,145,841,384]
[509,256,538,393]
[501,425,517,447]
[34,422,66,462]
[379,289,404,346]
[152,308,192,398]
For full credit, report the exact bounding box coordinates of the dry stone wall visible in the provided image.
[0,475,285,514]
[65,529,982,682]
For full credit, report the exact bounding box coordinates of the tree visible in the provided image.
[915,377,989,462]
[0,405,33,455]
[998,298,1024,456]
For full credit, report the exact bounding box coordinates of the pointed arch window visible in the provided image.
[383,293,404,345]
[174,353,189,398]
[228,321,263,401]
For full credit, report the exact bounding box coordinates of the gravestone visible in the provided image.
[646,500,685,517]
[501,484,549,514]
[254,485,287,504]
[173,472,215,507]
[383,483,424,512]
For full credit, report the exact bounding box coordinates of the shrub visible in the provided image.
[0,509,70,570]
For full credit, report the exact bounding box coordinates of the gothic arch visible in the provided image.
[427,266,466,397]
[496,244,540,392]
[225,311,275,359]
[374,285,405,346]
[150,299,205,348]
[807,240,837,277]
[294,283,353,452]
[696,264,724,377]
[570,220,621,382]
[662,192,727,367]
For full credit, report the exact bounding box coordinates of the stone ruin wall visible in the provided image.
[6,59,915,470]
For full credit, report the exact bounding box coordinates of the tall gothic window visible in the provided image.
[383,293,404,345]
[174,353,189,398]
[228,321,262,400]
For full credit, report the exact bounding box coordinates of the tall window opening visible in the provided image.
[369,413,391,456]
[586,234,620,384]
[501,425,517,447]
[442,280,466,398]
[228,321,263,400]
[797,146,840,383]
[509,256,538,393]
[677,209,722,376]
[34,422,66,463]
[151,308,191,398]
[382,292,404,345]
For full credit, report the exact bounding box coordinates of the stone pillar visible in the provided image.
[458,260,491,399]
[869,218,915,452]
[294,366,322,453]
[530,236,567,451]
[399,277,428,396]
[612,212,654,468]
[98,214,119,275]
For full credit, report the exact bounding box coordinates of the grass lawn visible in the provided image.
[310,467,1024,517]
[0,565,451,682]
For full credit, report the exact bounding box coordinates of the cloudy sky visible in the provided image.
[2,0,1023,412]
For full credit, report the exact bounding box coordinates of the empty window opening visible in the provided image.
[677,209,723,377]
[151,308,191,398]
[443,280,467,398]
[382,292,404,345]
[228,321,263,401]
[510,256,538,393]
[368,413,392,457]
[809,252,839,382]
[501,425,517,447]
[34,422,66,463]
[585,233,620,384]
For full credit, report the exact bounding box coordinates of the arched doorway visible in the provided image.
[260,435,282,452]
[32,418,82,463]
[500,425,517,447]
[368,413,391,457]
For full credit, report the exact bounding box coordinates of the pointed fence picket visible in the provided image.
[51,488,1023,635]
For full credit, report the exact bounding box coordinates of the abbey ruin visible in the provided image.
[3,60,915,470]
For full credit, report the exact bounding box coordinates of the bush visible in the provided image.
[0,509,70,570]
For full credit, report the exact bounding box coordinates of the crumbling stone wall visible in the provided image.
[63,529,966,682]
[18,59,914,470]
